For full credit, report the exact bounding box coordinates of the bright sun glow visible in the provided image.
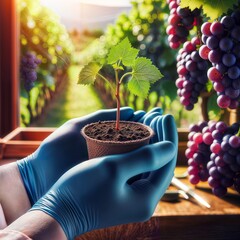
[39,0,132,30]
[40,0,131,8]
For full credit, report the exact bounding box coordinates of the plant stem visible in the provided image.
[96,73,115,92]
[119,72,133,84]
[115,68,121,130]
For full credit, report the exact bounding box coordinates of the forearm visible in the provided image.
[0,162,31,225]
[0,229,33,239]
[0,204,7,229]
[4,210,66,240]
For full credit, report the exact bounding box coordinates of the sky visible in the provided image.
[40,0,132,30]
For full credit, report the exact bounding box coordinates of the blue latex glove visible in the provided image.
[17,108,135,205]
[31,113,178,240]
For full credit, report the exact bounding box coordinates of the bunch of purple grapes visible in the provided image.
[186,121,211,185]
[186,121,240,197]
[20,52,41,91]
[199,10,240,109]
[176,37,209,110]
[166,0,201,49]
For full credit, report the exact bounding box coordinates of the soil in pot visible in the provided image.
[82,121,154,159]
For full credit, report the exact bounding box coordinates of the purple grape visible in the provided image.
[206,35,219,49]
[212,186,227,197]
[215,156,226,167]
[208,49,222,63]
[220,15,235,29]
[216,63,227,74]
[201,35,208,44]
[229,135,240,148]
[221,141,230,151]
[217,95,231,108]
[232,79,240,89]
[176,6,190,17]
[209,166,221,179]
[20,52,41,92]
[219,37,233,51]
[199,169,209,181]
[228,66,240,79]
[221,177,233,188]
[225,87,240,99]
[210,22,224,36]
[217,166,235,178]
[222,53,236,67]
[232,44,240,58]
[216,121,227,132]
[221,75,231,87]
[231,26,240,41]
[191,51,201,61]
[208,176,221,188]
[207,160,215,170]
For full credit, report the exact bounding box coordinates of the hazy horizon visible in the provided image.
[40,0,132,30]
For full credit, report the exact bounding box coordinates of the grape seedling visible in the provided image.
[78,37,163,130]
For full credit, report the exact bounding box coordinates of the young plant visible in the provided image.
[78,37,163,130]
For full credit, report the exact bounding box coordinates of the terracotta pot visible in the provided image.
[81,121,154,159]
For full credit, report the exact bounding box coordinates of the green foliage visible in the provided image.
[130,57,163,97]
[107,38,139,66]
[180,0,238,21]
[78,38,163,99]
[207,93,221,120]
[78,63,102,85]
[19,0,74,126]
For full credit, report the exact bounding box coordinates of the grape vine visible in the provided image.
[167,0,240,111]
[166,0,240,197]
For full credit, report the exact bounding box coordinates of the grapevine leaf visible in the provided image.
[206,80,213,92]
[128,57,163,98]
[78,62,102,85]
[207,93,221,120]
[128,78,150,98]
[107,37,139,67]
[180,0,237,21]
[132,57,163,83]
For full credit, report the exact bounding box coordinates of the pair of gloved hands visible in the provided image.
[17,107,178,240]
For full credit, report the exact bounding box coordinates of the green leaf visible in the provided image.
[132,57,163,83]
[206,80,213,92]
[207,93,221,120]
[78,62,102,85]
[128,78,150,98]
[127,57,163,98]
[180,0,237,21]
[107,37,139,67]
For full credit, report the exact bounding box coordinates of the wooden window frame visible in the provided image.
[0,0,19,138]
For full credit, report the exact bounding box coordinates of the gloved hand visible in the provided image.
[17,108,135,205]
[31,113,178,240]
